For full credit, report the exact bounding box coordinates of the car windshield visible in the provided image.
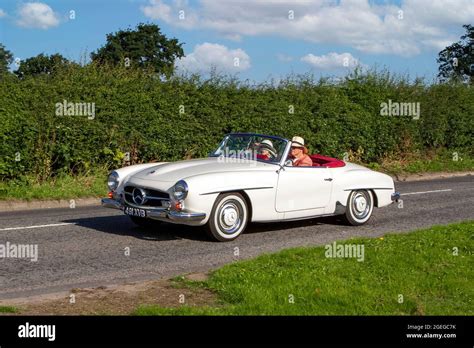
[210,134,288,164]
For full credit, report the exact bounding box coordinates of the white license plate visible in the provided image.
[124,206,147,218]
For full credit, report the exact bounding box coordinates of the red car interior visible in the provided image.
[309,154,346,168]
[256,154,269,160]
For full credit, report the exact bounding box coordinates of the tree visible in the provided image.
[91,23,184,76]
[14,53,74,78]
[437,24,474,83]
[0,43,13,75]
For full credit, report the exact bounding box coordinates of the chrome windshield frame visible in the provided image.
[279,140,292,167]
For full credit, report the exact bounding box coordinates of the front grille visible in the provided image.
[124,185,170,207]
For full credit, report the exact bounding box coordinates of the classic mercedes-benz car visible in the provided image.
[102,133,400,241]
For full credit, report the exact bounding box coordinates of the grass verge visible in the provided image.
[367,151,474,175]
[0,172,107,201]
[0,306,18,314]
[135,221,473,315]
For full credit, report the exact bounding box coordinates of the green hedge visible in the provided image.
[0,65,473,181]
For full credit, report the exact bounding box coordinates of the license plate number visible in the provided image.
[124,206,147,218]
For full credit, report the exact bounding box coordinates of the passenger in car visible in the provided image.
[290,136,313,167]
[257,139,277,160]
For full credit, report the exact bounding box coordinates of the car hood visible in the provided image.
[131,157,274,182]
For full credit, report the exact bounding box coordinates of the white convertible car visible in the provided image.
[102,133,400,241]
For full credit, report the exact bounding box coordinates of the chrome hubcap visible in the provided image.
[223,207,238,225]
[218,201,242,234]
[355,196,367,211]
[352,192,371,219]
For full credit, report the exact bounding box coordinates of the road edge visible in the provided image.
[393,171,473,182]
[0,197,100,212]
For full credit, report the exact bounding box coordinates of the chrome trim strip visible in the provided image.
[199,186,274,195]
[124,192,169,199]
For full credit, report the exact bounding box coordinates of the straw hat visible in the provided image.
[291,136,305,148]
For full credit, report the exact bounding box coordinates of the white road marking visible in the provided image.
[401,189,452,196]
[0,222,75,231]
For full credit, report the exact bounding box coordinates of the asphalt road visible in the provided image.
[0,176,473,300]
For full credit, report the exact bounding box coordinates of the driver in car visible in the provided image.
[290,136,312,166]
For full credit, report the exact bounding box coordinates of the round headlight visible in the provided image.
[107,171,119,191]
[172,180,188,200]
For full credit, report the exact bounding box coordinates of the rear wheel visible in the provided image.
[343,190,374,226]
[206,192,249,242]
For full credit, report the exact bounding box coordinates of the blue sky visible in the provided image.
[1,0,473,82]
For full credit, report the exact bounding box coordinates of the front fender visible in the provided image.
[184,170,279,223]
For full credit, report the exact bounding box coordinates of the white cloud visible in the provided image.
[141,0,172,21]
[176,42,251,73]
[141,0,198,29]
[0,9,6,18]
[277,53,294,62]
[301,52,365,70]
[16,2,60,29]
[403,0,474,26]
[141,0,474,57]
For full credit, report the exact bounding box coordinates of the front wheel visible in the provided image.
[343,190,374,226]
[206,192,249,242]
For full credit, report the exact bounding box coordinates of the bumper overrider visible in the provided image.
[391,192,401,202]
[101,198,206,224]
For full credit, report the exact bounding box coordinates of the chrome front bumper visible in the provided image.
[101,198,206,224]
[391,192,401,202]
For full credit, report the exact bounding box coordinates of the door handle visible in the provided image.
[324,178,333,181]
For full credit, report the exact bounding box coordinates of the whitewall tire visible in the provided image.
[344,190,374,226]
[206,192,249,242]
